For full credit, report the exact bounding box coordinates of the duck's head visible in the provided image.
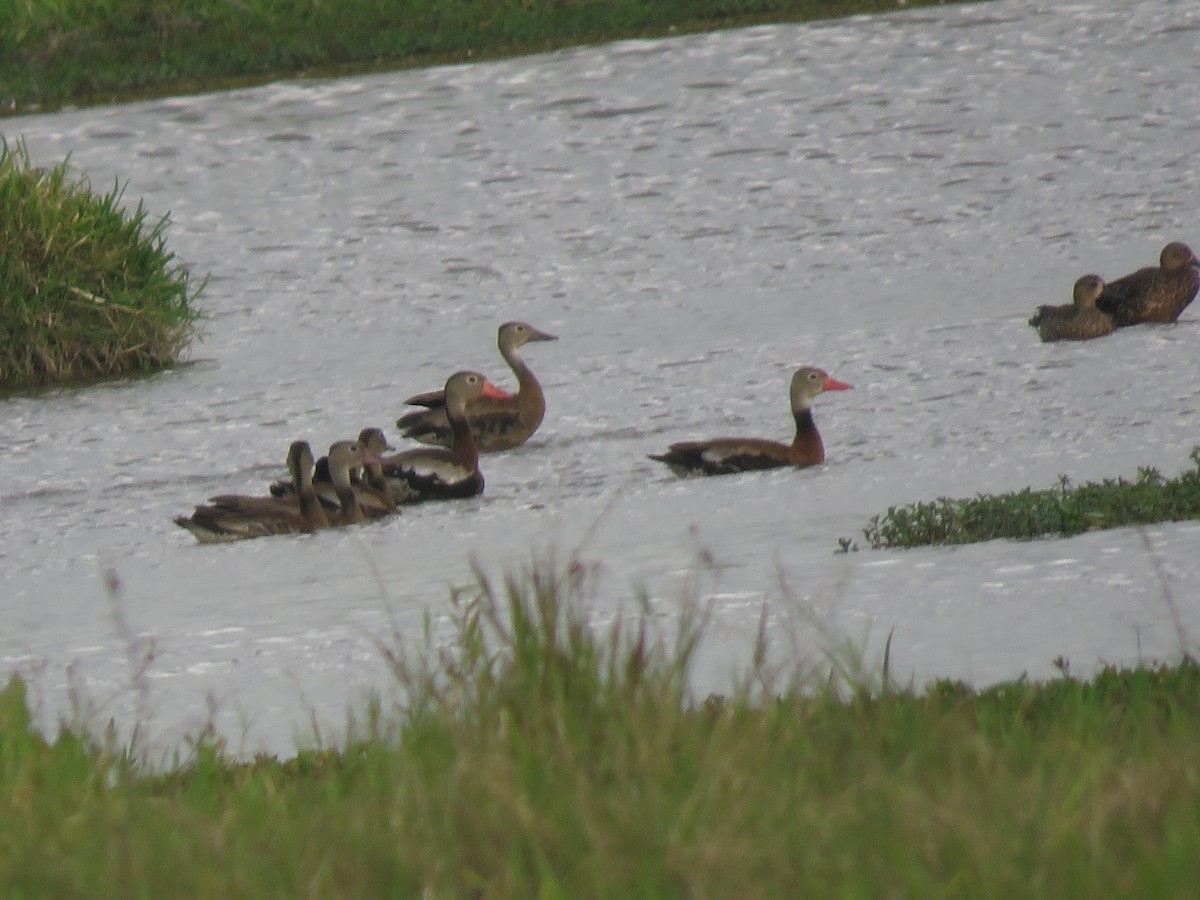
[444,370,508,406]
[327,440,368,476]
[790,366,852,409]
[1073,274,1105,306]
[286,440,316,480]
[499,321,559,350]
[356,427,394,457]
[1161,242,1199,271]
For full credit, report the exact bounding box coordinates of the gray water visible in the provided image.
[3,0,1199,756]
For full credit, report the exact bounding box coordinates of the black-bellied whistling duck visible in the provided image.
[648,366,852,478]
[396,321,558,452]
[357,427,397,515]
[174,439,339,543]
[382,370,507,503]
[317,439,380,525]
[1095,241,1199,325]
[271,427,395,517]
[1029,274,1114,342]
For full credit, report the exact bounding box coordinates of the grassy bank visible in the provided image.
[0,139,202,389]
[2,558,1198,896]
[2,0,982,116]
[845,447,1200,550]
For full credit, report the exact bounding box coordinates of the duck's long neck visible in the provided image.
[296,462,330,528]
[364,460,396,512]
[500,340,545,422]
[446,395,480,466]
[791,405,825,465]
[331,464,363,523]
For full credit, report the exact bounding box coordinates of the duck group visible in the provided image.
[175,319,555,542]
[1028,241,1199,342]
[175,238,1197,542]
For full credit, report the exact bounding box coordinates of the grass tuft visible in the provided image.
[854,447,1200,549]
[0,137,203,389]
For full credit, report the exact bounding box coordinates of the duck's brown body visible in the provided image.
[397,321,557,452]
[649,367,852,478]
[1095,241,1200,326]
[1029,274,1114,342]
[383,371,507,503]
[175,440,344,543]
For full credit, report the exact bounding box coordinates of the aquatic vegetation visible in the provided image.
[1,0,983,115]
[0,139,202,388]
[2,557,1200,895]
[852,447,1200,550]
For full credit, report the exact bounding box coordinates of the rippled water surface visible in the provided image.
[3,0,1200,754]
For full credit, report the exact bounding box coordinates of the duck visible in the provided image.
[174,439,353,543]
[648,366,853,478]
[381,370,507,503]
[271,427,396,517]
[356,427,398,515]
[1029,274,1114,342]
[396,321,558,452]
[1094,241,1199,325]
[286,440,331,530]
[318,439,381,525]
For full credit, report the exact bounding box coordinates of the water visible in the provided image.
[2,0,1199,756]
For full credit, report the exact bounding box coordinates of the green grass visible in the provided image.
[2,555,1198,897]
[847,447,1200,550]
[1,0,987,116]
[0,138,202,389]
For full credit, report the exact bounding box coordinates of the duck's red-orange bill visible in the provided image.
[480,379,509,400]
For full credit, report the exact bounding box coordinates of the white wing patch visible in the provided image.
[395,457,472,482]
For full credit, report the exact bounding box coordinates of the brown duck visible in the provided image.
[356,427,398,515]
[174,439,368,542]
[649,366,852,478]
[397,321,558,451]
[1029,274,1114,342]
[272,427,396,517]
[383,370,508,502]
[1095,241,1199,325]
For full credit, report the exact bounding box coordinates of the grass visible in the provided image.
[1,0,986,117]
[2,555,1199,897]
[846,447,1200,550]
[0,138,202,389]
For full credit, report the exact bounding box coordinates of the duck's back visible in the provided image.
[1037,308,1115,342]
[1028,302,1074,328]
[1097,266,1199,325]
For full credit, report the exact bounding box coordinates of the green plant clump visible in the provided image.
[1,557,1200,896]
[0,139,202,388]
[858,447,1200,549]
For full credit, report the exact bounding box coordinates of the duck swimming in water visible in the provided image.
[1095,241,1199,326]
[1029,274,1114,342]
[648,366,852,478]
[383,370,508,502]
[175,439,373,542]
